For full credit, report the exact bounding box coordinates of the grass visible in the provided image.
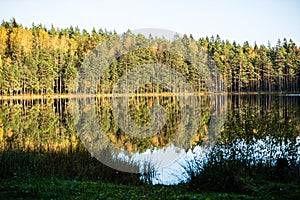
[0,177,259,200]
[1,176,299,200]
[0,150,142,185]
[1,151,299,199]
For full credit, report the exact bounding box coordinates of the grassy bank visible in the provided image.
[1,151,299,199]
[1,176,299,200]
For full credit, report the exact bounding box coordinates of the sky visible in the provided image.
[1,0,300,46]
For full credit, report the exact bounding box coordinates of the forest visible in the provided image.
[0,19,300,96]
[1,19,300,199]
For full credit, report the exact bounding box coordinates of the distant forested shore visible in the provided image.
[0,18,300,96]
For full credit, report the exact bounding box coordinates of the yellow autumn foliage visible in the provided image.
[7,128,13,138]
[5,57,12,66]
[37,29,51,49]
[9,27,33,54]
[0,27,8,56]
[0,119,3,142]
[69,38,78,56]
[59,35,70,53]
[0,56,2,71]
[246,47,257,59]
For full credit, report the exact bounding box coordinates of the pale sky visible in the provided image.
[1,0,299,46]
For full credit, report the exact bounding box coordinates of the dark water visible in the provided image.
[0,94,299,184]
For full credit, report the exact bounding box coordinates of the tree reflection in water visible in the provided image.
[0,94,299,184]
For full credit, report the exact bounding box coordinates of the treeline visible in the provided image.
[0,19,103,95]
[0,18,300,95]
[201,36,300,92]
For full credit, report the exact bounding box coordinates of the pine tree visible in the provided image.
[274,46,286,91]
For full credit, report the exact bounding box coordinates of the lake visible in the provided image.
[0,94,299,184]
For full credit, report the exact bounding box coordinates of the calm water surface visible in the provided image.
[0,94,299,184]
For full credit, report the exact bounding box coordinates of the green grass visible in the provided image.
[1,177,299,200]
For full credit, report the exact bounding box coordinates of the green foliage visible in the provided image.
[1,19,300,95]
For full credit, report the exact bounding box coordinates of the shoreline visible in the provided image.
[0,92,299,100]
